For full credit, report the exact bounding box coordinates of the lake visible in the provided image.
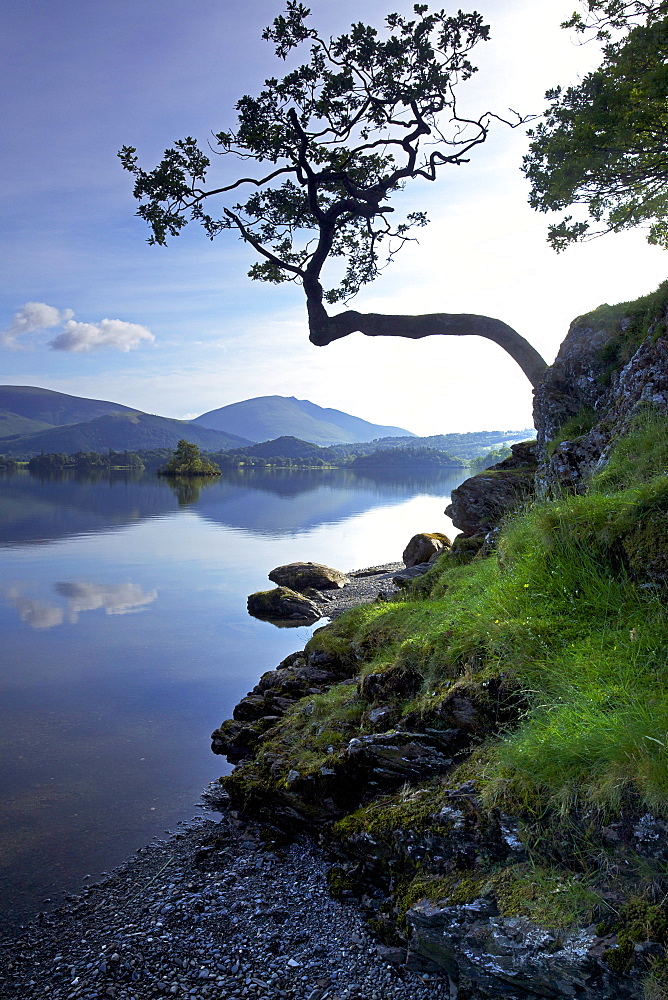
[0,465,469,934]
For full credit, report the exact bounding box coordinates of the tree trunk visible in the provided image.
[307,307,548,389]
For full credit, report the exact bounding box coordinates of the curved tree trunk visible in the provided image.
[306,304,548,389]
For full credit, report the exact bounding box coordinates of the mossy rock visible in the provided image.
[403,532,452,568]
[622,506,668,587]
[268,561,349,590]
[247,586,322,622]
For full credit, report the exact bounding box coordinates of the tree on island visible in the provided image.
[159,439,221,476]
[524,0,668,249]
[119,3,548,388]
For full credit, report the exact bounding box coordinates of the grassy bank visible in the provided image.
[222,408,668,990]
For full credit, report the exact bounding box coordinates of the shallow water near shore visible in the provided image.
[0,466,467,934]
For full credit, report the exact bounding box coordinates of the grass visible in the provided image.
[299,410,668,817]
[224,401,668,956]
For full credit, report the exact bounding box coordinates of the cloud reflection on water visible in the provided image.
[1,581,158,629]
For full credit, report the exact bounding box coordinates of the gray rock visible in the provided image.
[445,442,537,537]
[406,899,638,999]
[268,562,349,590]
[402,533,451,568]
[247,587,322,623]
[392,563,432,586]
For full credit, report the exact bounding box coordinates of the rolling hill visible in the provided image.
[0,411,250,457]
[0,385,139,426]
[194,395,415,445]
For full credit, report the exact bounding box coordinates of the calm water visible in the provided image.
[0,466,468,933]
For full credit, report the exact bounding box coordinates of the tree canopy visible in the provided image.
[159,440,221,476]
[120,3,548,388]
[523,1,668,250]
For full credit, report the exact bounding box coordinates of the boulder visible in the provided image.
[445,442,537,536]
[268,562,349,590]
[342,730,462,788]
[406,900,638,999]
[403,533,451,567]
[247,587,322,622]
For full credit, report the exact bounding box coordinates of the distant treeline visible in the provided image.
[9,435,520,477]
[27,450,145,473]
[350,447,467,470]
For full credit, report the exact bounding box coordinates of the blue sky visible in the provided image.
[2,0,667,435]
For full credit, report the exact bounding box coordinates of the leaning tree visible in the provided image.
[119,2,547,388]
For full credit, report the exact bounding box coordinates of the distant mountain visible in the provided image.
[0,412,250,457]
[0,385,139,426]
[194,395,416,445]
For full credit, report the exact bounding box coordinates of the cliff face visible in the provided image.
[534,283,668,490]
[211,281,668,1000]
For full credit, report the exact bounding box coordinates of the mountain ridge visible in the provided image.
[193,394,416,444]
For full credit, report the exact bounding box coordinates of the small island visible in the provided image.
[157,439,221,477]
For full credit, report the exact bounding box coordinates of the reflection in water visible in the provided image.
[2,581,158,629]
[0,465,472,933]
[165,475,219,507]
[0,466,469,546]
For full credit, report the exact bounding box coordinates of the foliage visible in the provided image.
[27,450,145,473]
[158,439,221,476]
[120,3,522,306]
[0,455,18,472]
[469,445,512,470]
[350,447,466,470]
[563,1,668,40]
[524,6,668,249]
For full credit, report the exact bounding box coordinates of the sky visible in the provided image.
[2,0,667,437]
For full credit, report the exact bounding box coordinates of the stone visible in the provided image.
[445,442,537,536]
[268,562,349,590]
[406,900,639,999]
[342,731,461,788]
[392,563,432,586]
[247,587,322,623]
[402,533,451,568]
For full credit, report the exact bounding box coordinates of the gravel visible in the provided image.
[0,788,456,1000]
[312,564,403,619]
[1,560,459,1000]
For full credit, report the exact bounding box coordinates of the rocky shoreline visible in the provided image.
[0,788,459,1000]
[0,563,463,1000]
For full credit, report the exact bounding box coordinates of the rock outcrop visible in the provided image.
[445,441,538,536]
[534,296,668,491]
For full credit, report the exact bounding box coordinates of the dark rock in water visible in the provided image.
[445,441,537,536]
[247,586,322,622]
[211,717,280,762]
[268,562,349,590]
[402,533,451,568]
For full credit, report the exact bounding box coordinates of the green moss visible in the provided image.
[577,279,668,386]
[546,406,598,456]
[334,779,453,840]
[327,865,361,899]
[395,873,475,921]
[491,864,602,930]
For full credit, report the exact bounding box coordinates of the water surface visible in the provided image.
[0,466,468,932]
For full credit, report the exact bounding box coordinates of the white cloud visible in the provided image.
[1,301,74,348]
[2,581,157,629]
[49,318,155,353]
[53,581,158,620]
